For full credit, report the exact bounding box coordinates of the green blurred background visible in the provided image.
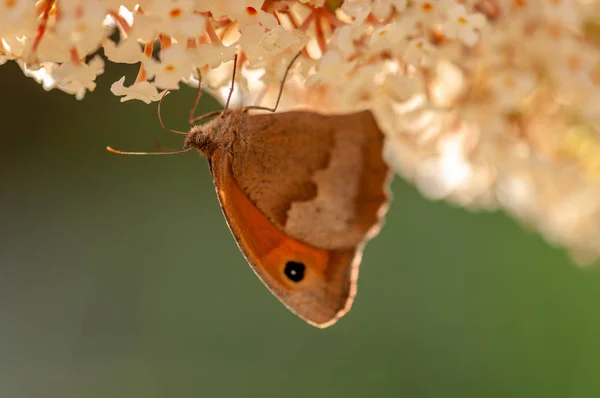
[3,59,600,398]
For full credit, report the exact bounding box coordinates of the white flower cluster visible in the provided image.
[2,0,600,264]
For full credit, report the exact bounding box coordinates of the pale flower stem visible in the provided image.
[135,43,153,83]
[219,21,237,42]
[205,20,222,46]
[69,47,81,64]
[315,13,327,56]
[142,42,153,58]
[282,11,300,29]
[299,12,316,31]
[31,0,54,53]
[159,34,171,50]
[238,52,248,69]
[108,10,132,36]
[322,10,346,28]
[135,65,147,83]
[198,33,209,45]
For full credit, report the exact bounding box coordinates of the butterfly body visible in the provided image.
[185,108,391,328]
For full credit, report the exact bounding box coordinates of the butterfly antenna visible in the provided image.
[158,91,188,135]
[106,146,195,156]
[222,53,239,115]
[245,51,302,113]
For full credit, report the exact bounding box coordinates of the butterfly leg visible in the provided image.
[222,54,239,114]
[243,51,302,113]
[188,55,239,125]
[188,68,204,125]
[188,68,224,125]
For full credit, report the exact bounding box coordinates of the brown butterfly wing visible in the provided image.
[209,148,359,328]
[208,110,390,327]
[229,110,390,250]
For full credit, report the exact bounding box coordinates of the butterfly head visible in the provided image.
[184,110,244,156]
[184,124,216,155]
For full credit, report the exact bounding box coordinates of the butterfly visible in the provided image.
[109,52,391,328]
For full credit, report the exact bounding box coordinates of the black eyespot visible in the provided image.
[284,261,305,282]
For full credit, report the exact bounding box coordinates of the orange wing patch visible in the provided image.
[209,148,358,327]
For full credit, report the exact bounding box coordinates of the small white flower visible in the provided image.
[127,13,161,43]
[55,0,111,57]
[442,4,487,46]
[489,69,537,112]
[144,0,207,39]
[235,7,277,31]
[111,76,164,103]
[306,51,355,87]
[0,0,37,37]
[240,23,306,62]
[331,25,355,59]
[211,0,264,19]
[189,43,237,68]
[144,45,193,90]
[238,23,267,61]
[371,0,394,21]
[103,38,144,64]
[53,55,105,99]
[411,0,445,25]
[403,38,436,67]
[258,10,279,30]
[20,62,58,91]
[259,26,307,55]
[341,0,372,19]
[384,74,424,102]
[369,21,416,55]
[30,35,72,63]
[371,0,407,19]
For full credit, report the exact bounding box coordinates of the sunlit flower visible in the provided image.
[103,37,144,63]
[3,0,600,265]
[111,76,164,103]
[53,55,105,99]
[143,1,207,39]
[442,4,486,46]
[189,43,237,69]
[144,44,194,89]
[55,0,109,57]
